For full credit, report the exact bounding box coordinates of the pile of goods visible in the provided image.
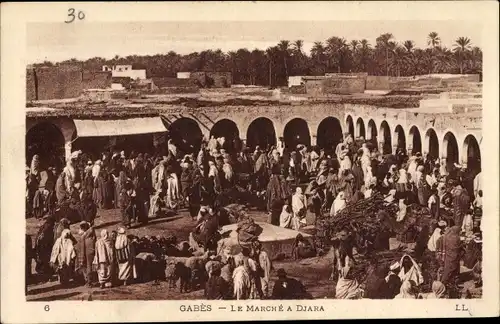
[316,193,433,253]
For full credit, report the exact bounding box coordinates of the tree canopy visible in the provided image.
[32,32,482,87]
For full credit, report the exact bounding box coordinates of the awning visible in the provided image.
[73,117,167,137]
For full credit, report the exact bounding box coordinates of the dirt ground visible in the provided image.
[26,208,336,301]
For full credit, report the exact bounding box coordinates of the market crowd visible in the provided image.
[26,131,482,299]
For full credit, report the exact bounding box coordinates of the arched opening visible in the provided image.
[26,122,65,170]
[345,115,354,137]
[367,119,378,149]
[394,125,406,154]
[379,121,392,154]
[165,117,203,155]
[425,128,439,160]
[317,117,343,155]
[463,135,481,175]
[210,119,240,152]
[355,117,366,139]
[283,118,311,150]
[408,126,422,154]
[246,117,276,151]
[442,132,459,164]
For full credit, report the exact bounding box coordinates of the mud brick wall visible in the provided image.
[82,71,112,89]
[112,77,132,89]
[321,76,366,94]
[206,72,232,88]
[35,67,83,100]
[190,72,208,87]
[26,69,37,101]
[151,77,195,88]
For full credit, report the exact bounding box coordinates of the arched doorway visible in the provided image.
[425,128,439,160]
[367,119,378,149]
[394,125,406,154]
[355,117,366,139]
[345,115,354,137]
[246,117,276,151]
[317,117,343,155]
[26,122,66,170]
[408,126,422,154]
[443,132,459,164]
[379,121,392,154]
[463,135,481,174]
[283,118,311,150]
[166,117,203,155]
[210,119,240,152]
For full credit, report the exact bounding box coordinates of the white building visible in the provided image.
[177,72,191,79]
[102,65,147,80]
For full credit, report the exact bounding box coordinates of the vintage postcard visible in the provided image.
[1,1,499,322]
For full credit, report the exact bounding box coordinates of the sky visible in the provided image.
[26,21,483,64]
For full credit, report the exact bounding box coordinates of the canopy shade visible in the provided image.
[73,117,167,137]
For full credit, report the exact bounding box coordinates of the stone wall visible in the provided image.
[82,71,112,89]
[26,69,37,101]
[35,67,83,100]
[322,76,366,94]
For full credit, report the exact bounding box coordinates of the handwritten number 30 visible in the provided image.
[65,8,85,23]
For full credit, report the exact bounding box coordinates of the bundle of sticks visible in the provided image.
[316,193,433,252]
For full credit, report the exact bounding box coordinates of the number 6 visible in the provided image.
[44,305,50,311]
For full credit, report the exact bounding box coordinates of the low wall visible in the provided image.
[26,69,37,101]
[35,67,83,100]
[321,76,366,94]
[82,71,112,89]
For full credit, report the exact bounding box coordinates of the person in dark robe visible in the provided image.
[187,168,203,220]
[351,158,364,192]
[119,185,134,228]
[83,167,94,199]
[417,172,430,207]
[271,268,312,299]
[372,226,391,252]
[114,171,128,209]
[180,158,195,204]
[103,170,115,209]
[452,184,470,228]
[78,191,98,224]
[441,225,462,286]
[339,169,354,203]
[414,225,430,260]
[266,166,287,226]
[55,172,69,205]
[75,221,97,287]
[34,215,56,280]
[364,262,389,299]
[384,261,402,299]
[324,169,339,212]
[204,268,231,300]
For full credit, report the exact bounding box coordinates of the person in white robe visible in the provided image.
[427,221,447,252]
[398,254,423,287]
[291,187,307,230]
[232,258,251,300]
[330,191,346,217]
[50,228,76,285]
[114,227,137,285]
[279,205,293,228]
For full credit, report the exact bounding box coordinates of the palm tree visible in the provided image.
[453,37,472,74]
[311,41,326,61]
[376,33,394,76]
[358,39,372,72]
[389,46,408,77]
[326,36,348,73]
[293,40,304,54]
[427,32,441,49]
[403,40,415,53]
[350,40,360,52]
[277,40,291,79]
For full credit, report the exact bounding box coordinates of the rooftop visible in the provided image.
[26,85,482,119]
